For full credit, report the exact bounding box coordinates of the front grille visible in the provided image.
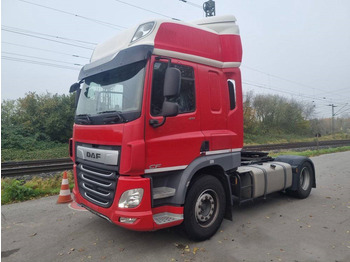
[77,164,118,208]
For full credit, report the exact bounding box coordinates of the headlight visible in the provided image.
[131,22,155,43]
[118,188,144,208]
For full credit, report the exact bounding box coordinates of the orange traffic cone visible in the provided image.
[57,171,73,204]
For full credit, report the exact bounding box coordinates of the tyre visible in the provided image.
[294,161,313,199]
[183,175,226,241]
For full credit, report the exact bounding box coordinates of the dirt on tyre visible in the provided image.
[183,175,226,241]
[294,161,314,199]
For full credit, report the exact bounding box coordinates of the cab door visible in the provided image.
[144,57,204,173]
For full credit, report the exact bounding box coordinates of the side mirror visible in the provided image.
[69,82,81,108]
[75,88,81,108]
[149,67,181,128]
[69,82,80,93]
[162,101,178,117]
[163,67,181,98]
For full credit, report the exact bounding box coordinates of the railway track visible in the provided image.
[2,158,73,177]
[2,139,350,177]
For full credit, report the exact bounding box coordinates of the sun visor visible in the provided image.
[78,45,153,80]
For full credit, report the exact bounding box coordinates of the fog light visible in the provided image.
[118,188,144,208]
[119,217,137,224]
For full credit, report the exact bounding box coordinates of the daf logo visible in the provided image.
[86,152,101,159]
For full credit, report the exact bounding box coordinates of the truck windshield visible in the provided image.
[75,60,147,124]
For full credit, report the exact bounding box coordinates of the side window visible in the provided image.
[151,62,195,116]
[228,79,236,110]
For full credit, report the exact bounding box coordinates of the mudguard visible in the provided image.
[275,155,316,190]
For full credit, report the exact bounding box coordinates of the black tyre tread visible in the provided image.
[183,175,226,241]
[294,161,313,199]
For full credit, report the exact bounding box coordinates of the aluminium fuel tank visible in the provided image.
[236,162,293,198]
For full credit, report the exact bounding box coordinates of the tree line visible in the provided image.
[243,92,315,136]
[2,92,75,150]
[1,92,349,150]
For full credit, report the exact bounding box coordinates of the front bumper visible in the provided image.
[73,165,183,231]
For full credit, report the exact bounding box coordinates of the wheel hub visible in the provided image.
[300,167,311,190]
[196,193,215,222]
[195,189,219,227]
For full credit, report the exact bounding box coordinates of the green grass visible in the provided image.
[1,144,69,162]
[1,171,74,205]
[269,146,350,158]
[244,133,350,145]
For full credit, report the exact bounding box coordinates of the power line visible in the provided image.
[314,86,350,96]
[243,80,333,105]
[2,41,90,59]
[112,0,175,19]
[17,0,126,30]
[243,65,318,91]
[334,103,349,116]
[2,25,97,45]
[2,51,84,66]
[244,80,348,118]
[243,81,336,117]
[337,108,350,115]
[242,65,350,101]
[2,56,80,71]
[2,28,94,50]
[178,0,202,9]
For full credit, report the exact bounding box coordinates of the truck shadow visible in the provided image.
[232,191,296,211]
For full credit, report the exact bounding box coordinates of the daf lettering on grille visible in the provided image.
[86,152,101,159]
[76,145,119,166]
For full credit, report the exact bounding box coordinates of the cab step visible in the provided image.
[153,187,176,200]
[153,212,183,225]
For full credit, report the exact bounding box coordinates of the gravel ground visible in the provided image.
[2,151,350,262]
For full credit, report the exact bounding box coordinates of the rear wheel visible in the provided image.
[294,162,313,199]
[183,175,226,241]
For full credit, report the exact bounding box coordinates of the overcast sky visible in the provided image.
[2,0,350,118]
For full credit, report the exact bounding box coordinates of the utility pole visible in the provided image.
[327,104,337,136]
[203,0,215,17]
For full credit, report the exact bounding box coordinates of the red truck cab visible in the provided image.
[69,15,315,240]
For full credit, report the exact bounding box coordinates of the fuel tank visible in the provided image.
[237,162,293,198]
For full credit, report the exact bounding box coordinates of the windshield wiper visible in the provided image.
[75,114,92,124]
[98,110,126,123]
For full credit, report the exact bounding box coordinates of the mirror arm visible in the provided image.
[155,56,172,68]
[149,117,166,128]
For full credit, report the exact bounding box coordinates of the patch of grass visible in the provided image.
[1,171,74,205]
[1,144,68,162]
[269,146,350,158]
[244,132,350,145]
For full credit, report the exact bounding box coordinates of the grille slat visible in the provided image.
[82,183,111,197]
[77,164,118,208]
[81,174,112,187]
[81,165,114,178]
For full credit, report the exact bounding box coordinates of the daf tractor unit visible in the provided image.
[69,15,316,240]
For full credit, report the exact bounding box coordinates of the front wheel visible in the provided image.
[183,175,226,241]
